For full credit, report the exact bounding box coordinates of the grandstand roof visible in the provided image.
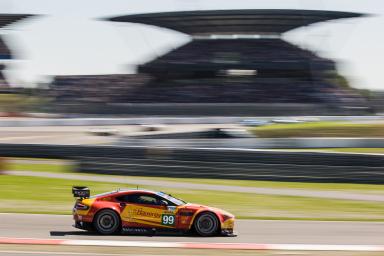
[0,14,31,28]
[108,9,364,35]
[0,14,32,59]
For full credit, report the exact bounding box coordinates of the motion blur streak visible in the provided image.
[1,2,384,256]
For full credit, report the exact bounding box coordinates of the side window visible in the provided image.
[136,195,160,205]
[116,193,161,206]
[115,194,133,203]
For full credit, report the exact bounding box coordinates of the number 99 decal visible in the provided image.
[161,214,175,226]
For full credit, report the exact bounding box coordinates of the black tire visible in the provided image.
[193,212,219,237]
[93,209,121,235]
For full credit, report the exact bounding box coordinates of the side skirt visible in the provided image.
[121,227,188,236]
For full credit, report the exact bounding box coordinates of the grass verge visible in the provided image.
[311,148,384,154]
[6,162,73,173]
[6,159,384,195]
[250,121,384,137]
[1,175,384,221]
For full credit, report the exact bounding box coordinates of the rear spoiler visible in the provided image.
[72,186,90,199]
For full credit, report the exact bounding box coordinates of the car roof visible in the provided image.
[116,188,156,194]
[93,189,157,198]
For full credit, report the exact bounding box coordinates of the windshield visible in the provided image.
[156,192,186,206]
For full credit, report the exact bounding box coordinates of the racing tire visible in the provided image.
[193,212,219,237]
[93,209,121,235]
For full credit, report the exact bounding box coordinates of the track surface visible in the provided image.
[0,124,232,145]
[1,214,384,245]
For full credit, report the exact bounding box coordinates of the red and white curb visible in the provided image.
[1,237,384,251]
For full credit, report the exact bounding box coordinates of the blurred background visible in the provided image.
[1,0,384,255]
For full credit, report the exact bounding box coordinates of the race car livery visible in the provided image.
[72,187,235,236]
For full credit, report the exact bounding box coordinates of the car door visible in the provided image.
[119,193,176,228]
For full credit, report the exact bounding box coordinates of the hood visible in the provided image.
[183,203,234,217]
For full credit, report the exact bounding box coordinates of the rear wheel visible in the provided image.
[93,209,121,235]
[194,212,219,236]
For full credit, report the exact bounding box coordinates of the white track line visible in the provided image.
[63,240,182,248]
[1,237,384,251]
[0,250,163,256]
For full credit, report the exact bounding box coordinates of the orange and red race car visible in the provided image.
[72,187,235,237]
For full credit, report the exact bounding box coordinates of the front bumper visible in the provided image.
[221,228,237,237]
[221,217,236,236]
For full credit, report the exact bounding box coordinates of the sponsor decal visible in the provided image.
[135,208,162,218]
[122,227,154,234]
[121,205,178,227]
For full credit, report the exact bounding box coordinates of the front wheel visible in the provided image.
[194,212,219,236]
[93,209,121,235]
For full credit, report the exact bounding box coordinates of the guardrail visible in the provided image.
[117,137,384,149]
[0,115,383,127]
[1,144,384,183]
[0,117,242,127]
[47,103,357,116]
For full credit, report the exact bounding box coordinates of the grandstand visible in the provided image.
[0,14,31,88]
[50,9,368,115]
[51,74,150,103]
[0,64,8,88]
[0,37,11,60]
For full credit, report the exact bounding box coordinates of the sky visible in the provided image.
[0,0,383,90]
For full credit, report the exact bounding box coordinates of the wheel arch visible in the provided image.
[89,200,122,221]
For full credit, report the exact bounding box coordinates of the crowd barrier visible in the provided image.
[1,143,384,183]
[44,103,368,116]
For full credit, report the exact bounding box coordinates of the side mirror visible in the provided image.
[160,200,168,206]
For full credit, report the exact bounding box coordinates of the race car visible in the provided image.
[72,186,235,237]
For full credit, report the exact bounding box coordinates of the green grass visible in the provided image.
[6,162,73,173]
[250,121,384,138]
[266,148,384,154]
[316,148,384,154]
[1,175,384,221]
[6,159,384,195]
[266,148,384,155]
[128,176,384,194]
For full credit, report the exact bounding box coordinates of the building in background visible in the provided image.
[49,9,369,116]
[0,14,31,88]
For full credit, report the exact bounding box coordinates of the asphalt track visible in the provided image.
[1,214,384,245]
[0,124,233,145]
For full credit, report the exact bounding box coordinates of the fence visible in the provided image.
[1,144,384,183]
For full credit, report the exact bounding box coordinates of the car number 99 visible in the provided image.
[161,214,175,226]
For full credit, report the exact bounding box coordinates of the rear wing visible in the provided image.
[72,186,90,198]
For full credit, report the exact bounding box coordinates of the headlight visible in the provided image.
[222,214,233,222]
